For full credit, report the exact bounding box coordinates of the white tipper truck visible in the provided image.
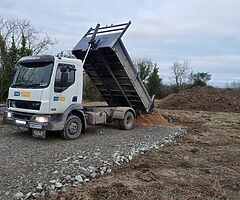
[3,22,154,139]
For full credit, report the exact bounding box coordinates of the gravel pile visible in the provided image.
[0,123,186,200]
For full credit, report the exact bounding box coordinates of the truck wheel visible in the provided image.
[119,111,135,130]
[61,115,82,140]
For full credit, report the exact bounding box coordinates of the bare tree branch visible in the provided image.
[0,18,56,54]
[171,60,190,89]
[32,34,56,55]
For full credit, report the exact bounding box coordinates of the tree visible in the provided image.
[83,73,102,101]
[225,81,240,90]
[135,59,162,97]
[0,18,56,101]
[171,60,189,89]
[147,64,162,97]
[135,59,153,84]
[189,72,211,87]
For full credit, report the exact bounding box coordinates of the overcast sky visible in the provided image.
[1,0,240,86]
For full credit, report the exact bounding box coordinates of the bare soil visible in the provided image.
[43,109,240,200]
[157,87,240,113]
[136,110,169,126]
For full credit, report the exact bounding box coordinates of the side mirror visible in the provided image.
[60,66,67,72]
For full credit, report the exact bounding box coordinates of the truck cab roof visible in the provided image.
[18,55,81,65]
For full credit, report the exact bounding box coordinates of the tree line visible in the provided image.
[136,59,212,99]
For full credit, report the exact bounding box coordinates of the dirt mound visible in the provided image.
[157,87,240,112]
[136,110,169,125]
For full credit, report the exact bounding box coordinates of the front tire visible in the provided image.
[119,111,135,130]
[61,115,82,140]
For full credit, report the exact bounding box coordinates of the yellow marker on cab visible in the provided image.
[20,91,31,97]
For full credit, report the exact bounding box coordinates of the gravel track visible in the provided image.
[0,122,184,199]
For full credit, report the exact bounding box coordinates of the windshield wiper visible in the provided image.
[11,83,26,88]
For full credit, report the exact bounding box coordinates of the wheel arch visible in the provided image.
[61,104,86,133]
[70,109,86,133]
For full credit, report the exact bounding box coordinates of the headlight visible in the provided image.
[35,116,49,123]
[6,111,12,118]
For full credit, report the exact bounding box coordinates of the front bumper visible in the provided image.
[3,111,50,130]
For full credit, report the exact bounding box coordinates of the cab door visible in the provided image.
[50,63,77,114]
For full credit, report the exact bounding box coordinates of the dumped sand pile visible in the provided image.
[136,110,169,125]
[158,87,240,113]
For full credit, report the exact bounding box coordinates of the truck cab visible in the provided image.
[4,55,87,139]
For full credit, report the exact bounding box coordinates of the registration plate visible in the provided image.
[15,119,26,125]
[32,129,46,139]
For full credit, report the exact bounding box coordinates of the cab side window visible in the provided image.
[54,63,75,93]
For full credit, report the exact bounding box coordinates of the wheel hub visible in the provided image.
[126,116,132,124]
[68,122,78,134]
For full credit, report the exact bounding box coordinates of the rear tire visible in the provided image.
[61,115,82,140]
[119,111,135,130]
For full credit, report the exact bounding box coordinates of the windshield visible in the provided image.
[12,62,54,89]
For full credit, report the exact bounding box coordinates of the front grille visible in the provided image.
[9,99,41,110]
[12,112,32,120]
